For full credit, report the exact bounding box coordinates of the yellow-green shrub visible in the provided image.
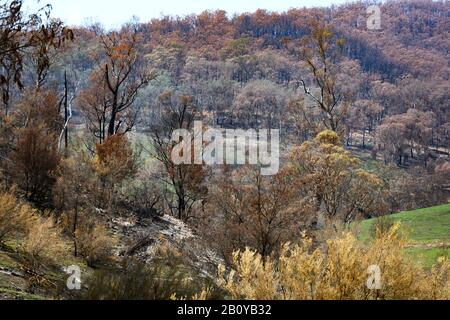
[0,192,35,243]
[219,224,449,300]
[20,215,67,272]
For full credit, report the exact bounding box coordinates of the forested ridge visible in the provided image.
[0,0,448,300]
[51,0,450,152]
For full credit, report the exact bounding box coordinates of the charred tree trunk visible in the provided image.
[64,71,69,151]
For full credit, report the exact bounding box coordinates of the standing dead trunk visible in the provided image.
[64,71,69,151]
[73,197,79,257]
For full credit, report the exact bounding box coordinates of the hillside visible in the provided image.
[0,0,449,301]
[358,204,450,268]
[0,213,218,300]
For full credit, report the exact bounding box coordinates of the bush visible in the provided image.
[119,167,164,219]
[75,215,116,267]
[82,243,204,300]
[0,192,20,243]
[0,192,66,271]
[16,214,68,293]
[370,216,396,239]
[94,134,138,184]
[0,193,69,293]
[10,124,60,207]
[218,224,450,300]
[0,192,34,244]
[19,216,67,272]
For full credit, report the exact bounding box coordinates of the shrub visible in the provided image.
[370,216,396,239]
[0,193,69,293]
[118,167,164,219]
[0,192,20,243]
[82,259,188,300]
[19,216,67,272]
[17,214,68,293]
[0,192,35,244]
[93,134,139,215]
[75,215,116,267]
[10,124,60,207]
[94,134,138,184]
[218,224,450,300]
[0,193,65,269]
[82,244,205,300]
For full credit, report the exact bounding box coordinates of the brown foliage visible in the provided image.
[203,166,302,261]
[0,1,72,111]
[78,25,153,143]
[75,213,116,267]
[7,89,63,206]
[95,134,137,183]
[11,124,60,205]
[93,134,139,215]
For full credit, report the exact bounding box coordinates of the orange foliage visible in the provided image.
[95,134,137,183]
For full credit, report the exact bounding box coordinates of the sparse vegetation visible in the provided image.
[82,243,210,300]
[74,214,116,267]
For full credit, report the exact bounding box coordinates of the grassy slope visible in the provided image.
[0,239,90,300]
[358,204,450,269]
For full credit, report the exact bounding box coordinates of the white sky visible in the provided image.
[24,0,353,29]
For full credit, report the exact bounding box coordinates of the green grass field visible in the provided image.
[358,204,450,269]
